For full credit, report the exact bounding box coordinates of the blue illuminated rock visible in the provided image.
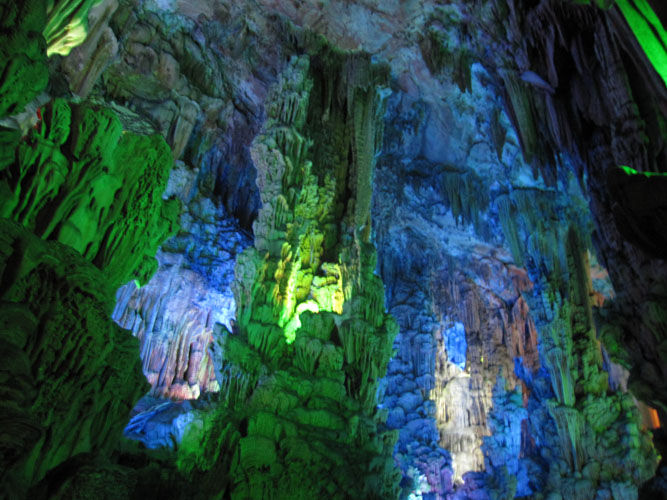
[445,322,467,371]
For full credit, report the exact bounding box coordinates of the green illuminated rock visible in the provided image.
[539,228,658,497]
[615,0,667,87]
[0,0,49,118]
[178,48,400,499]
[0,85,179,496]
[44,0,102,56]
[0,0,103,119]
[0,218,148,498]
[0,98,180,289]
[571,0,667,87]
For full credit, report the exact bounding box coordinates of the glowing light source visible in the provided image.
[283,300,320,344]
[616,0,667,88]
[649,407,661,429]
[279,262,344,344]
[619,165,667,177]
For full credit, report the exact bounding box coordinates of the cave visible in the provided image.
[1,0,666,499]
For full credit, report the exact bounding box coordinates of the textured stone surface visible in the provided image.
[2,0,666,498]
[0,219,148,499]
[0,98,180,289]
[0,28,180,494]
[112,200,249,399]
[98,0,285,230]
[44,0,103,56]
[465,0,667,417]
[176,50,401,499]
[373,58,546,495]
[60,0,120,99]
[82,0,267,439]
[0,1,49,118]
[124,396,209,449]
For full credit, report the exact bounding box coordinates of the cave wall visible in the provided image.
[465,0,667,415]
[75,0,279,446]
[1,0,666,499]
[76,0,283,408]
[0,47,178,500]
[374,77,545,496]
[0,218,148,499]
[371,0,666,497]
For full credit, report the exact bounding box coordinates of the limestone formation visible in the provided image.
[178,49,400,499]
[1,0,666,498]
[61,0,120,98]
[0,216,148,499]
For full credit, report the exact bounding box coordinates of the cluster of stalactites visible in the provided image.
[0,98,180,289]
[45,0,101,57]
[0,5,180,492]
[577,0,667,87]
[538,228,658,495]
[179,52,400,499]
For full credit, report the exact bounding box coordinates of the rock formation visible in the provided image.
[0,0,666,499]
[177,49,401,499]
[0,64,177,498]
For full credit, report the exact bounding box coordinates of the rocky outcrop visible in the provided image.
[373,54,547,495]
[61,0,120,99]
[0,98,179,289]
[99,0,281,229]
[0,17,178,493]
[178,50,401,499]
[124,396,211,449]
[466,0,667,418]
[2,0,666,498]
[44,0,103,56]
[0,1,48,118]
[0,219,148,499]
[54,0,266,406]
[113,260,224,401]
[430,260,538,487]
[112,195,250,400]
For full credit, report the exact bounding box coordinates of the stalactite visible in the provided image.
[0,98,180,289]
[495,194,523,266]
[440,168,490,233]
[179,49,399,499]
[534,227,659,497]
[0,94,177,491]
[547,400,585,471]
[499,69,540,165]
